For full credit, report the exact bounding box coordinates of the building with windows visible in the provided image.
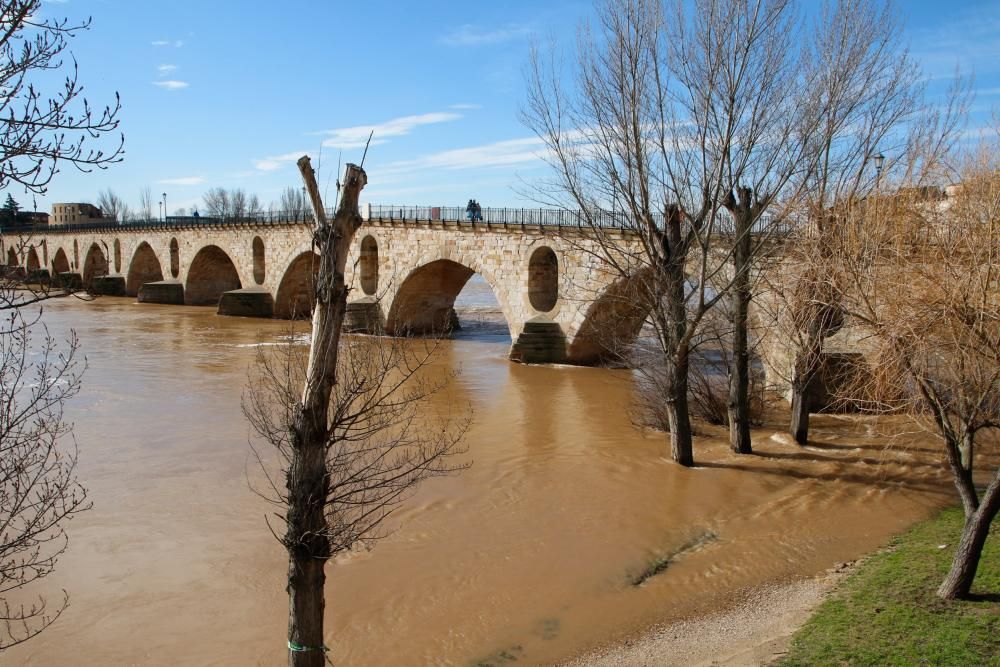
[51,202,106,225]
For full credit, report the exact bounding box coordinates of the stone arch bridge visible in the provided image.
[1,207,765,366]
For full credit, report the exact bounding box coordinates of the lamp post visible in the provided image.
[158,201,163,222]
[162,192,167,221]
[874,153,885,186]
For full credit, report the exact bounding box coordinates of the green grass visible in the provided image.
[779,507,999,667]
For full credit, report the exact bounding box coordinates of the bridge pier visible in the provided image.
[55,272,83,290]
[218,287,274,318]
[91,275,126,296]
[344,297,384,334]
[138,280,184,305]
[509,316,568,364]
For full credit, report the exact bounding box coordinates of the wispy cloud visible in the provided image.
[157,64,177,75]
[254,150,310,172]
[449,103,482,110]
[153,80,189,90]
[152,39,185,48]
[157,176,204,186]
[440,23,533,47]
[910,10,1000,79]
[317,112,462,149]
[381,136,549,175]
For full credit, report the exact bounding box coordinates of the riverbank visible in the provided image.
[569,506,998,666]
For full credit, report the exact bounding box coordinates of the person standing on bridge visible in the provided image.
[466,199,475,221]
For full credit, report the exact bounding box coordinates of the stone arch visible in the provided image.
[359,235,378,295]
[252,236,265,285]
[113,239,121,273]
[73,239,79,269]
[126,242,164,296]
[566,267,657,364]
[6,247,15,266]
[528,246,558,312]
[185,244,242,305]
[82,242,109,287]
[274,251,319,319]
[52,247,70,274]
[386,259,512,336]
[26,246,40,271]
[169,238,179,278]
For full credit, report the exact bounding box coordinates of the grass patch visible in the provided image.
[779,507,999,666]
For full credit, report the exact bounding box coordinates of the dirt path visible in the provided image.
[564,565,854,667]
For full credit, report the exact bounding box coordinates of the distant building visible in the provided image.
[51,202,106,225]
[0,210,49,230]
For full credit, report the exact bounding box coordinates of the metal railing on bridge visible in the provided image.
[1,204,795,236]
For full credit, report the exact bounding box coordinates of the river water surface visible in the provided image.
[7,284,960,666]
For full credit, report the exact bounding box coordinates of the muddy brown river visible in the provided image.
[6,292,960,666]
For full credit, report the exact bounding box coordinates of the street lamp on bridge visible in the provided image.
[162,192,167,221]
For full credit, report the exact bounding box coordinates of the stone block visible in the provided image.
[510,316,567,364]
[91,275,126,296]
[345,296,385,334]
[218,287,274,318]
[138,280,184,305]
[55,272,83,290]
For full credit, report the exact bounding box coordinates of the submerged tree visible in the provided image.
[244,159,467,666]
[0,1,122,194]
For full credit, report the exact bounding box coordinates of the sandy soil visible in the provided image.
[564,563,856,667]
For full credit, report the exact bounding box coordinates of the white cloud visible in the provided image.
[157,176,205,186]
[153,80,189,90]
[450,103,482,110]
[151,40,170,46]
[151,39,185,48]
[381,136,549,174]
[174,40,185,48]
[254,150,311,172]
[158,64,177,75]
[440,24,533,47]
[318,112,462,149]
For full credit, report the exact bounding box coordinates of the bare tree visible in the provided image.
[826,138,997,599]
[202,187,230,219]
[0,271,89,650]
[203,187,261,220]
[0,1,122,194]
[243,159,466,666]
[96,188,126,221]
[280,186,310,221]
[138,186,154,221]
[523,0,844,463]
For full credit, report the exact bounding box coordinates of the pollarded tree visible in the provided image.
[0,1,122,194]
[244,159,467,667]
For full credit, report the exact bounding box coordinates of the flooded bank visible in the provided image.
[6,295,961,666]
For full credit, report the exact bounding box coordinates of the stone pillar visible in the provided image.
[509,315,567,364]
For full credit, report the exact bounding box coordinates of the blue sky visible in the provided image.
[14,0,1000,215]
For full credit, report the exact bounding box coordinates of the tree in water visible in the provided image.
[243,158,467,666]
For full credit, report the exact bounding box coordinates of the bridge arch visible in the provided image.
[185,244,242,306]
[252,236,265,285]
[566,268,658,364]
[126,242,164,296]
[386,258,512,336]
[169,238,179,278]
[528,246,558,312]
[359,235,378,295]
[82,243,109,287]
[52,247,70,274]
[26,246,40,272]
[274,251,319,319]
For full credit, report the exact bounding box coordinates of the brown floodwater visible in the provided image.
[5,294,966,666]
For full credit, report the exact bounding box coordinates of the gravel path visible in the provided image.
[562,565,855,667]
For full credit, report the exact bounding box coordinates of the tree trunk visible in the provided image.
[284,158,367,667]
[666,347,694,466]
[938,470,1000,599]
[728,205,753,454]
[789,379,810,445]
